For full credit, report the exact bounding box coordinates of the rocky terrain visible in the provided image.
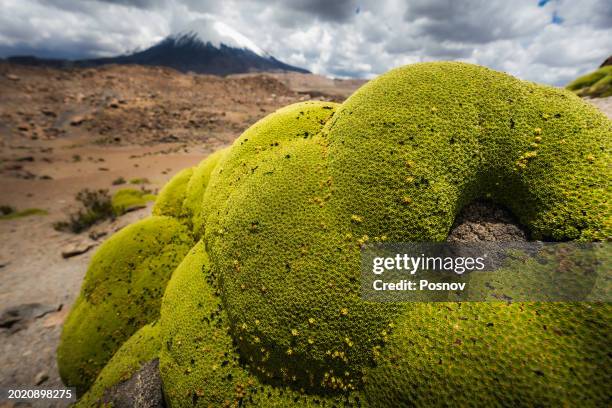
[0,62,610,407]
[0,63,364,407]
[588,95,612,117]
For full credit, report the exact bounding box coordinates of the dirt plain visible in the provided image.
[0,62,610,407]
[0,63,365,407]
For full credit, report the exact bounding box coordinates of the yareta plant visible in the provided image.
[58,62,612,407]
[566,65,612,98]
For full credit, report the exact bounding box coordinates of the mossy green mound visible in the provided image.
[201,63,610,395]
[60,62,611,406]
[76,323,161,407]
[152,167,193,220]
[327,62,610,242]
[57,216,192,394]
[111,188,156,214]
[200,102,338,242]
[160,240,364,406]
[183,147,228,235]
[201,102,398,392]
[566,66,612,98]
[363,302,612,407]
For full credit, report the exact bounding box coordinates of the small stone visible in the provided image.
[70,115,87,126]
[102,359,164,408]
[7,74,20,81]
[61,239,94,258]
[0,303,58,332]
[41,108,57,117]
[35,371,49,385]
[89,228,108,240]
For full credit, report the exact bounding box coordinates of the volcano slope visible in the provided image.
[58,62,611,407]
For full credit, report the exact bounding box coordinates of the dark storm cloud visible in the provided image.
[278,0,359,22]
[44,0,110,14]
[0,43,91,60]
[0,0,610,85]
[591,0,612,29]
[89,0,167,8]
[241,0,359,29]
[91,0,361,23]
[425,43,473,59]
[403,0,544,44]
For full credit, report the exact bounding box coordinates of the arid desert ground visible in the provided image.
[0,63,365,407]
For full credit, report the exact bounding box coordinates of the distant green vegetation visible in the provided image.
[54,188,156,233]
[111,188,156,214]
[111,177,126,185]
[566,66,612,98]
[0,206,48,220]
[54,189,115,233]
[129,177,150,185]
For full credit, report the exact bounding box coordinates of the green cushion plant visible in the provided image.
[59,62,611,407]
[566,65,612,98]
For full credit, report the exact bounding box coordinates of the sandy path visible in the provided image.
[588,96,612,119]
[0,144,213,407]
[0,206,151,408]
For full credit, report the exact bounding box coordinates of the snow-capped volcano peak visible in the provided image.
[1,15,309,76]
[9,16,310,76]
[173,17,270,58]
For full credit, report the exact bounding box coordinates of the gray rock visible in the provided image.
[34,370,49,385]
[61,239,94,258]
[0,303,59,333]
[447,201,527,243]
[102,358,165,408]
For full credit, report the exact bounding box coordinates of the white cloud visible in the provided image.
[0,0,610,85]
[0,0,168,58]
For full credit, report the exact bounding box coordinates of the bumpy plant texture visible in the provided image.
[57,216,192,393]
[59,62,612,407]
[76,323,161,407]
[566,66,612,98]
[152,167,193,220]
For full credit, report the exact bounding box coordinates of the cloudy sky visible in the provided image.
[0,0,610,85]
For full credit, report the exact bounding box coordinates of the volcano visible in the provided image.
[4,19,309,76]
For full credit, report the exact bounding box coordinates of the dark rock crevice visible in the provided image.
[102,359,165,408]
[447,201,528,243]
